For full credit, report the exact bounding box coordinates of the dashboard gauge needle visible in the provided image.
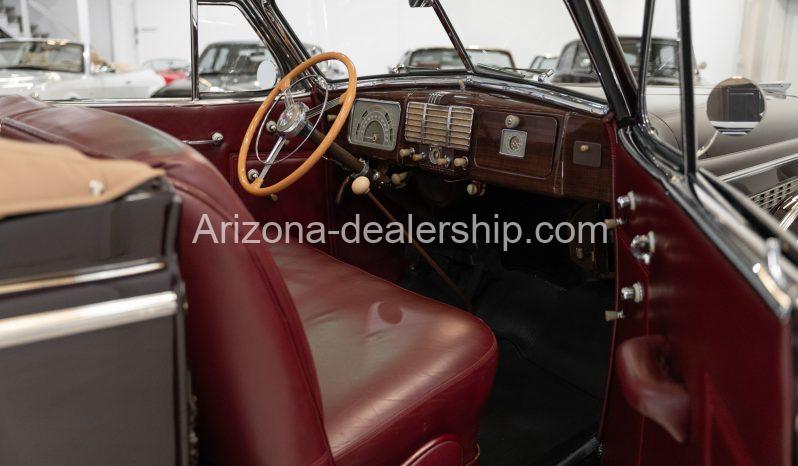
[257,136,287,185]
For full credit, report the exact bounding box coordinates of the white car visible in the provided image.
[0,39,165,100]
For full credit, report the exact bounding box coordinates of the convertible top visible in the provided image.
[0,137,163,219]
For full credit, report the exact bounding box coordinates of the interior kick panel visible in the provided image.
[332,87,612,203]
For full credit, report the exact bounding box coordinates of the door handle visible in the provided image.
[183,132,224,147]
[615,335,689,443]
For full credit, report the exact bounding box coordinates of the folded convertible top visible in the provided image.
[0,137,164,219]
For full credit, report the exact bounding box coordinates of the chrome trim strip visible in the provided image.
[0,292,177,350]
[719,153,798,182]
[0,261,165,297]
[190,0,200,101]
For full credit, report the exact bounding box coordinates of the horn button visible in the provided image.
[276,102,309,138]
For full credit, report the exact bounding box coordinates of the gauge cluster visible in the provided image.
[348,99,402,151]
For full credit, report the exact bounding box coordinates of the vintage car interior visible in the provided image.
[0,0,796,466]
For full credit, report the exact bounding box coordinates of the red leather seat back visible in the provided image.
[0,96,334,466]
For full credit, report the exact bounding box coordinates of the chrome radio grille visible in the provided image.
[405,101,474,151]
[750,177,798,211]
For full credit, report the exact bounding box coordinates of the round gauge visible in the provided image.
[356,112,392,146]
[348,99,402,151]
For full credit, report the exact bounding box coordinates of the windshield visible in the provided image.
[0,41,84,73]
[275,0,465,78]
[275,0,603,99]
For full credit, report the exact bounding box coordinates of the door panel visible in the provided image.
[99,101,333,241]
[601,123,793,466]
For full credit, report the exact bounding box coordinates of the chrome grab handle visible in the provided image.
[183,132,224,147]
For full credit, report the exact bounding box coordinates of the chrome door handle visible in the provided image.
[183,132,224,147]
[631,231,656,265]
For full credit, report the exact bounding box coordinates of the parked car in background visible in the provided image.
[0,39,165,100]
[552,36,705,85]
[142,58,190,84]
[391,47,515,73]
[530,54,558,71]
[153,42,344,97]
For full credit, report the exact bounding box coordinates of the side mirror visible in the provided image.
[707,77,766,136]
[256,58,280,89]
[408,0,434,7]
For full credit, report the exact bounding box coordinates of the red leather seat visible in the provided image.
[0,96,498,466]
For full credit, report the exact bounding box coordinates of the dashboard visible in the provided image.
[341,88,611,203]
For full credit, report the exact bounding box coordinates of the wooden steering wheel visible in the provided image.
[237,52,357,196]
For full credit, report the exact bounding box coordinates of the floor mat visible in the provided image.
[478,340,601,466]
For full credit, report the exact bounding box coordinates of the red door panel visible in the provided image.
[601,123,793,466]
[97,101,332,235]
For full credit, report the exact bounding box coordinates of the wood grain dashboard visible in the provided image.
[334,86,612,203]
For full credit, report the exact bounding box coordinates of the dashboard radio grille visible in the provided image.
[750,177,798,211]
[405,101,474,151]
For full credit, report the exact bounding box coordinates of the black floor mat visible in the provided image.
[478,340,601,466]
[400,249,613,465]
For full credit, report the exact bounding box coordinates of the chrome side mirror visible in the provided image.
[707,77,766,136]
[256,57,280,90]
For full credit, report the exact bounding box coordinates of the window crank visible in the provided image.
[183,131,225,147]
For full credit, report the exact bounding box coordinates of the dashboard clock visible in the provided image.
[348,99,402,151]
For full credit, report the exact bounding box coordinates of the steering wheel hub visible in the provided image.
[276,102,309,138]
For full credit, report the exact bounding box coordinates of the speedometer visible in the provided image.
[348,99,402,151]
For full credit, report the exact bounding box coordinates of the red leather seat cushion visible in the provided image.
[270,242,497,466]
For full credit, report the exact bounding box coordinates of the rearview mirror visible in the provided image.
[408,0,434,7]
[707,77,766,136]
[256,58,280,90]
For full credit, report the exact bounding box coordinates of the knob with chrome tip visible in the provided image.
[434,156,451,167]
[265,121,277,134]
[453,157,469,168]
[391,172,409,186]
[412,152,425,162]
[605,310,626,322]
[326,114,338,122]
[617,191,637,211]
[604,218,625,230]
[351,176,371,195]
[620,282,645,303]
[247,169,260,183]
[399,148,415,159]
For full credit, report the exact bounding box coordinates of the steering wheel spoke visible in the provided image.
[255,136,288,186]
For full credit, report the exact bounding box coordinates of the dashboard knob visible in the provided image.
[412,152,425,162]
[434,156,450,167]
[391,172,409,186]
[399,148,415,159]
[466,182,485,197]
[453,157,469,168]
[351,176,371,195]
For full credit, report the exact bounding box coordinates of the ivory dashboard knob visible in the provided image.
[351,176,371,195]
[453,157,469,168]
[391,172,409,185]
[412,152,425,162]
[399,148,415,159]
